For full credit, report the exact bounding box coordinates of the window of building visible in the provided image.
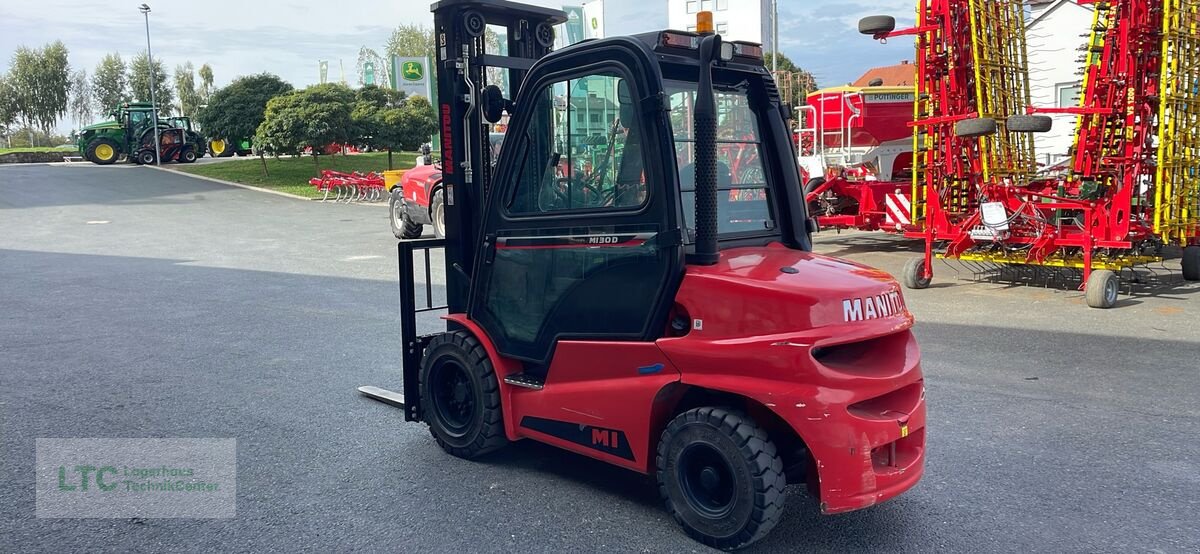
[716,0,728,9]
[716,22,729,34]
[1056,83,1081,108]
[686,1,698,13]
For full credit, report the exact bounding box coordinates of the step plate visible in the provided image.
[503,374,545,390]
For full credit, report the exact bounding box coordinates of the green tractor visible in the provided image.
[207,135,253,158]
[76,102,207,165]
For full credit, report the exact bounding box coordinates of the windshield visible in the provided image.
[667,79,775,237]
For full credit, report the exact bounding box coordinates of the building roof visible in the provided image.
[851,61,915,87]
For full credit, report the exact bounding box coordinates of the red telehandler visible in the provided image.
[362,1,927,549]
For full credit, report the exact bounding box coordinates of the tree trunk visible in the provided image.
[314,152,320,175]
[259,153,269,177]
[388,149,393,170]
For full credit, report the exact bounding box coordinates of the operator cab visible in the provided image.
[471,26,812,365]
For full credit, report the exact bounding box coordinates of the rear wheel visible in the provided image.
[431,188,446,239]
[389,189,423,240]
[903,256,932,290]
[1085,269,1120,309]
[85,138,120,165]
[210,139,235,158]
[1181,246,1199,281]
[657,407,786,551]
[419,331,507,459]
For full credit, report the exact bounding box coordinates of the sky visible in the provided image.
[0,0,916,108]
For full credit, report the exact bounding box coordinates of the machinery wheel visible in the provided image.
[136,150,157,165]
[210,139,235,158]
[657,407,786,551]
[858,15,896,36]
[181,149,197,164]
[1182,246,1200,281]
[431,188,446,239]
[85,138,121,165]
[1007,115,1054,133]
[902,256,932,290]
[1085,269,1120,309]
[389,189,423,240]
[419,330,507,459]
[955,118,998,138]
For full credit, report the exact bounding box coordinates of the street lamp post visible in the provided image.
[139,3,161,165]
[771,0,778,74]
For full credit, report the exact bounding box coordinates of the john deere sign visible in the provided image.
[393,56,432,101]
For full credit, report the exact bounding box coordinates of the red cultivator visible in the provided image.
[308,170,387,203]
[864,0,1200,307]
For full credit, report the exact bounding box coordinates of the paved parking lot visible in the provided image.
[2,163,1198,552]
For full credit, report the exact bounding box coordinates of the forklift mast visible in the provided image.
[431,0,567,313]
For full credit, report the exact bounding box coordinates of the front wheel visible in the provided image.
[85,138,120,165]
[657,407,786,551]
[431,188,446,239]
[389,189,423,240]
[181,149,197,163]
[902,256,932,290]
[419,331,507,459]
[136,150,157,165]
[1182,246,1200,281]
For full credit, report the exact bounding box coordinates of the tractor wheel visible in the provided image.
[657,407,786,551]
[181,149,198,164]
[1085,269,1120,309]
[902,256,932,290]
[389,189,423,240]
[210,139,235,158]
[431,188,447,239]
[85,138,121,165]
[419,330,508,459]
[858,15,896,36]
[137,150,157,165]
[1181,246,1200,281]
[955,118,998,138]
[1007,115,1054,133]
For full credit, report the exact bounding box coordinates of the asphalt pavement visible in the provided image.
[1,162,1198,552]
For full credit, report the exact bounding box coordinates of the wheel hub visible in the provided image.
[678,443,737,518]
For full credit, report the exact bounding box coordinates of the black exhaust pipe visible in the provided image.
[688,34,722,266]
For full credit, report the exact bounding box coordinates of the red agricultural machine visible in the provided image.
[798,85,918,232]
[865,0,1200,308]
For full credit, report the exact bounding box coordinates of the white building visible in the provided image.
[1026,0,1095,165]
[666,0,772,50]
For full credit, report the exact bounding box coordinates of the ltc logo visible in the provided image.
[402,61,425,82]
[58,465,119,491]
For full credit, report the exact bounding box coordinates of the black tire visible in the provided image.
[955,118,998,138]
[1181,246,1199,281]
[431,188,446,239]
[181,149,197,163]
[389,189,423,240]
[902,256,932,290]
[859,15,896,35]
[137,150,157,165]
[419,331,508,459]
[85,138,121,165]
[1006,115,1053,133]
[1085,269,1119,309]
[657,407,786,551]
[211,139,236,158]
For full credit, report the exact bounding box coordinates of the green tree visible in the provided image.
[353,86,437,169]
[0,74,17,146]
[255,83,355,170]
[174,61,202,118]
[196,73,292,142]
[385,24,435,58]
[92,53,128,114]
[7,42,71,143]
[197,63,215,104]
[68,68,92,129]
[129,51,173,112]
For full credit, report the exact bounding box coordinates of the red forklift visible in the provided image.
[363,1,926,549]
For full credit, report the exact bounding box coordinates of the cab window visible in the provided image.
[667,79,775,236]
[507,72,647,215]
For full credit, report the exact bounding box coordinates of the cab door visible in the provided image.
[468,51,682,366]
